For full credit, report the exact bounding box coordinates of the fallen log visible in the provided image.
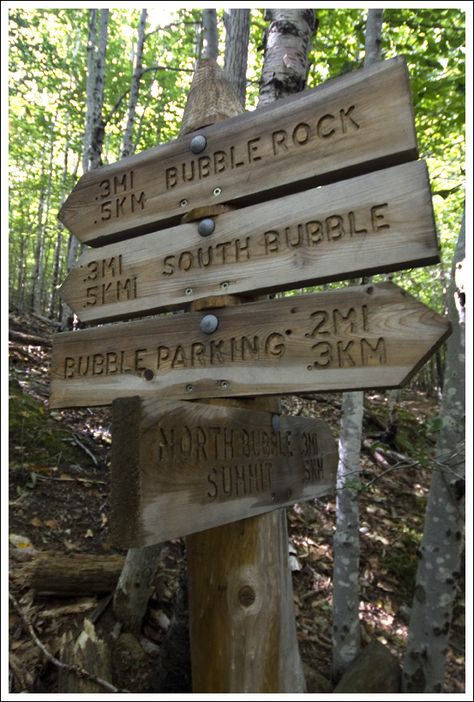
[20,552,125,596]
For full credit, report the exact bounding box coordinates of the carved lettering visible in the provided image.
[361,337,386,365]
[371,203,390,231]
[206,462,272,501]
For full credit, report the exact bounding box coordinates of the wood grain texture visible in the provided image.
[187,508,306,692]
[60,160,438,323]
[110,398,337,547]
[59,57,417,246]
[50,282,451,409]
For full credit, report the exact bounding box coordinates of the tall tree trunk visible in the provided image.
[201,9,218,61]
[38,118,57,314]
[83,9,97,174]
[223,9,250,106]
[62,9,109,327]
[48,118,70,319]
[16,233,27,310]
[402,214,465,693]
[31,120,55,314]
[89,9,109,170]
[121,9,147,159]
[331,8,383,681]
[258,9,317,107]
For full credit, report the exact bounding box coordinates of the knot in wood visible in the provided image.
[238,585,256,608]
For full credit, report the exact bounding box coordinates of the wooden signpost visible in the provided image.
[52,54,453,693]
[111,398,338,547]
[50,282,450,409]
[58,58,417,246]
[60,160,439,322]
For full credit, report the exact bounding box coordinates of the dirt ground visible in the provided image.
[8,310,465,693]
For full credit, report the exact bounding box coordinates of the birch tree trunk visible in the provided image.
[258,9,317,107]
[62,9,109,327]
[88,9,109,171]
[48,118,70,319]
[332,391,364,681]
[331,8,383,681]
[402,214,465,693]
[121,9,147,159]
[31,147,46,313]
[223,9,250,106]
[82,9,97,174]
[201,9,218,61]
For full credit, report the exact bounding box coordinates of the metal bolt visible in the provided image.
[186,384,193,392]
[219,380,229,390]
[238,585,256,608]
[180,199,188,207]
[143,369,154,381]
[190,134,207,154]
[220,281,229,290]
[200,314,219,334]
[213,187,222,197]
[197,218,215,237]
[271,414,281,432]
[185,287,193,296]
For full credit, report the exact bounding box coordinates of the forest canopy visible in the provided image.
[8,7,465,321]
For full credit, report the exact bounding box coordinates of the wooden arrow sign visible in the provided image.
[59,57,417,246]
[111,398,338,547]
[60,160,439,323]
[50,282,451,408]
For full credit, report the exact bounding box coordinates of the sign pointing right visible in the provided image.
[59,160,439,323]
[50,282,451,409]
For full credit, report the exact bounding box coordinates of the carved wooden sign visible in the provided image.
[59,58,417,246]
[50,282,450,409]
[111,398,338,547]
[60,161,438,323]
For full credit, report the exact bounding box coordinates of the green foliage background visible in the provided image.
[8,8,465,317]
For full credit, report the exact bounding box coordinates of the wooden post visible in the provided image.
[181,61,305,692]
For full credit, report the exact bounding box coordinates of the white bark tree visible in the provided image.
[121,9,148,159]
[62,8,109,327]
[402,214,465,693]
[258,9,317,107]
[331,8,383,681]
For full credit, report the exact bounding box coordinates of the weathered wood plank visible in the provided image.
[50,282,450,408]
[110,398,338,547]
[58,57,417,246]
[60,160,438,322]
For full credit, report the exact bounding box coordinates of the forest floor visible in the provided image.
[8,309,465,694]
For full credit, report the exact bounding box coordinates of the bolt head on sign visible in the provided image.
[57,58,418,247]
[50,283,451,409]
[197,218,215,237]
[200,314,219,334]
[190,134,207,154]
